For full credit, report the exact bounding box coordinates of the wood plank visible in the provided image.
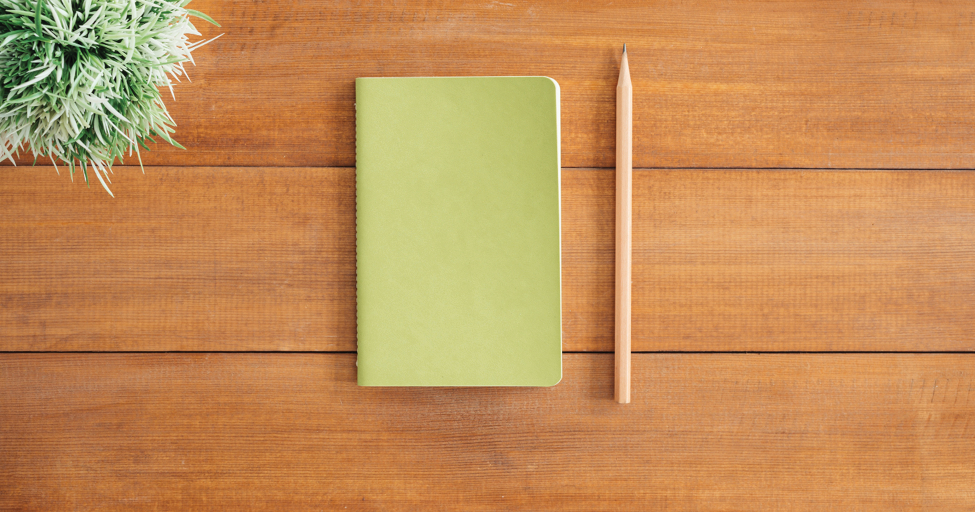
[2,353,972,510]
[0,167,357,351]
[4,167,975,352]
[571,169,975,352]
[6,0,975,169]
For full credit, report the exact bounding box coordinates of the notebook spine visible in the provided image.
[353,81,360,372]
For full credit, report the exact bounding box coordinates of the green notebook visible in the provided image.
[356,76,562,386]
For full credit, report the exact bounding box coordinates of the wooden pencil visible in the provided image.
[615,44,632,404]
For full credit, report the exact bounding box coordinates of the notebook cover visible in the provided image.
[356,76,562,386]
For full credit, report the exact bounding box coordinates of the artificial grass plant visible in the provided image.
[0,0,219,196]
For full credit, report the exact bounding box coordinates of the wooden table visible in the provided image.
[2,1,974,509]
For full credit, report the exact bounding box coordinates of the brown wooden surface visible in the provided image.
[6,0,975,169]
[2,353,973,511]
[3,0,975,508]
[0,167,357,351]
[3,167,973,352]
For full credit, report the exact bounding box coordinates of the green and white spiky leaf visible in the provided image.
[0,0,219,196]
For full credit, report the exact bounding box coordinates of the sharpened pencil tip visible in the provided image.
[623,43,627,54]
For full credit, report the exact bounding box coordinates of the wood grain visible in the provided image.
[2,2,972,509]
[2,353,972,510]
[6,0,975,170]
[3,167,974,352]
[569,169,975,352]
[0,167,357,351]
[633,169,975,352]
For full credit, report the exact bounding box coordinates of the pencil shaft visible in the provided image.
[615,49,632,404]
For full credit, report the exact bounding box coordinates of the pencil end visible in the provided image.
[618,45,631,85]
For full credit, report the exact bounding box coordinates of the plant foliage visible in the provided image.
[0,0,218,195]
